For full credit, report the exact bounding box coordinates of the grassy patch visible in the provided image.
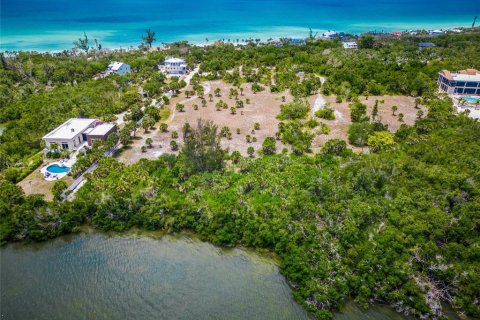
[159,106,171,122]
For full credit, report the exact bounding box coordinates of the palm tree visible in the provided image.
[247,146,255,158]
[372,104,379,120]
[229,88,239,100]
[196,87,205,98]
[146,138,153,148]
[221,126,231,137]
[398,113,404,122]
[146,117,156,129]
[175,103,185,112]
[142,120,150,133]
[73,32,90,53]
[119,130,131,146]
[94,38,101,51]
[414,98,420,109]
[391,105,398,116]
[143,28,156,48]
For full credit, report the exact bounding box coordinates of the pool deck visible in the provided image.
[40,157,76,181]
[452,95,480,119]
[457,106,480,119]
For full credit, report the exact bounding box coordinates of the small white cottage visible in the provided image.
[107,61,131,75]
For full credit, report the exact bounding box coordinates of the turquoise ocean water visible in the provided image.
[1,0,479,51]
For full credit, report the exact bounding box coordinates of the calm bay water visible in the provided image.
[0,231,412,320]
[1,0,479,51]
[1,232,311,320]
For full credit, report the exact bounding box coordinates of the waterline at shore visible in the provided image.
[1,232,312,320]
[2,0,478,51]
[1,22,473,52]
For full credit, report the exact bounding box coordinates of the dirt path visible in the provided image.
[115,111,129,127]
[312,94,327,113]
[184,66,199,85]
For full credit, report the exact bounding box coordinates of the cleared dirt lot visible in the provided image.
[117,80,292,163]
[310,95,426,151]
[117,80,427,163]
[115,130,167,164]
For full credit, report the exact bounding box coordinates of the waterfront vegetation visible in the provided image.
[1,30,480,319]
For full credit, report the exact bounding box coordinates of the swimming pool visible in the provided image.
[464,97,480,103]
[46,164,70,174]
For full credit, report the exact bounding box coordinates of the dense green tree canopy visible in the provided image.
[176,119,225,179]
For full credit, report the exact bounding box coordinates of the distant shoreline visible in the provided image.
[1,22,475,53]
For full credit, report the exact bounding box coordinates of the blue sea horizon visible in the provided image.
[1,0,479,51]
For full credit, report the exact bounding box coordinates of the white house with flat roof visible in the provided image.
[163,57,187,75]
[43,118,97,151]
[107,61,131,75]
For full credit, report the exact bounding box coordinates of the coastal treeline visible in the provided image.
[1,96,480,319]
[1,30,480,319]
